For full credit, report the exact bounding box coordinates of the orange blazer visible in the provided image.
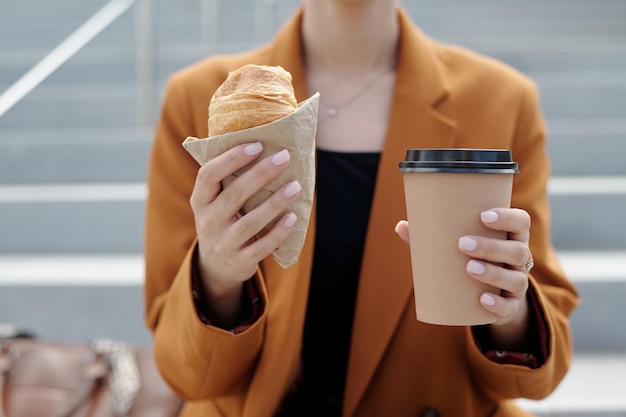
[144,6,579,417]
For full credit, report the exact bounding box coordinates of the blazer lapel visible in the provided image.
[267,7,458,416]
[343,8,458,416]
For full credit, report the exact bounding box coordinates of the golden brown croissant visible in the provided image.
[208,64,298,137]
[184,63,319,268]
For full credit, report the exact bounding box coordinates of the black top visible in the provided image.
[279,149,380,416]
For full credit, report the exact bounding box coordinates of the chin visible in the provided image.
[332,0,386,5]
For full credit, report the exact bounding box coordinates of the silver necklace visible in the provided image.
[316,69,390,118]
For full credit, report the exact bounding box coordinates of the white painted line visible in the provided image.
[0,255,143,286]
[557,251,626,283]
[0,251,624,286]
[548,176,626,195]
[531,70,626,87]
[0,127,153,145]
[0,177,624,204]
[517,352,626,413]
[0,0,135,117]
[0,183,147,203]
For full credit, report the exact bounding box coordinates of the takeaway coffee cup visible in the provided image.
[398,149,519,326]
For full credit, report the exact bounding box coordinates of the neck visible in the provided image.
[301,0,399,78]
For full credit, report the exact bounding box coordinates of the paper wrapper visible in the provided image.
[182,93,319,268]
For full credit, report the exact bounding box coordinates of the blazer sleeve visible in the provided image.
[465,79,580,400]
[143,73,268,400]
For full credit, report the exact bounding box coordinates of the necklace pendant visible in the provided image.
[327,107,338,117]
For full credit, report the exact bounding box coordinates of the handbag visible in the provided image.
[0,328,183,417]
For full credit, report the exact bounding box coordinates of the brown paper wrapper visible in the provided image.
[182,93,319,268]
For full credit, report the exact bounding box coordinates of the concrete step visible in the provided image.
[0,253,625,417]
[0,1,108,48]
[1,179,625,253]
[1,257,625,417]
[407,7,626,42]
[0,251,625,350]
[0,254,152,345]
[0,119,623,184]
[0,184,145,253]
[3,38,626,89]
[1,73,625,129]
[547,118,626,177]
[534,73,626,120]
[1,0,624,131]
[3,0,625,84]
[0,127,154,183]
[548,181,626,250]
[1,0,624,90]
[557,251,626,351]
[0,27,626,95]
[517,350,626,417]
[3,43,626,90]
[0,83,142,129]
[1,0,624,83]
[4,0,624,45]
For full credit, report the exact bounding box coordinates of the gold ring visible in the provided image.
[516,245,534,272]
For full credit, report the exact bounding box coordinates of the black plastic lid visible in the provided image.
[398,148,519,174]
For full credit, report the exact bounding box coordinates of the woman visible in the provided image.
[144,1,579,416]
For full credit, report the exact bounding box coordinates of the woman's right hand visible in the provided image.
[189,142,301,325]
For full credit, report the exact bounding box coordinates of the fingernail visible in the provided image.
[458,237,477,251]
[271,149,290,166]
[480,293,496,306]
[244,142,263,156]
[282,181,301,198]
[467,260,485,275]
[481,210,499,223]
[283,212,297,228]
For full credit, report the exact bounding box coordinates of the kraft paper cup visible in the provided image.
[398,149,519,326]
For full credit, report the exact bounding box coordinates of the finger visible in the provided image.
[239,212,298,263]
[214,149,292,218]
[480,208,531,243]
[394,220,410,244]
[190,142,264,208]
[478,291,520,320]
[466,260,529,298]
[458,236,532,271]
[227,180,301,248]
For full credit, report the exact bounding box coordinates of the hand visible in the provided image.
[190,142,301,326]
[457,208,533,348]
[395,208,533,350]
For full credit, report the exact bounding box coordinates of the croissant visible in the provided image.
[184,63,319,268]
[208,64,298,137]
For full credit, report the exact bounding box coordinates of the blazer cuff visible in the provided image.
[191,245,264,334]
[471,281,549,369]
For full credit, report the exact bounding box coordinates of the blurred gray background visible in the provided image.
[1,1,625,415]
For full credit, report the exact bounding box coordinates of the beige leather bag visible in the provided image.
[0,335,183,417]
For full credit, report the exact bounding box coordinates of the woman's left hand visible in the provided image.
[395,207,534,350]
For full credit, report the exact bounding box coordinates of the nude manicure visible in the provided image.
[458,237,478,251]
[481,210,499,223]
[283,212,297,228]
[283,181,301,198]
[272,149,290,166]
[244,142,263,156]
[467,260,485,275]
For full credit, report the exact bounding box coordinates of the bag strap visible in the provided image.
[91,339,141,417]
[0,340,108,417]
[0,343,19,417]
